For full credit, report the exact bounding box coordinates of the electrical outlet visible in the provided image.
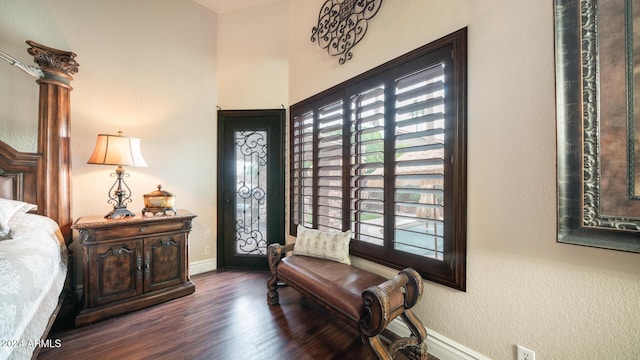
[204,246,211,255]
[517,345,535,360]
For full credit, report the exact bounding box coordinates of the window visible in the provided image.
[290,29,467,290]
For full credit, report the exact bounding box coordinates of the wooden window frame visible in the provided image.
[290,28,467,291]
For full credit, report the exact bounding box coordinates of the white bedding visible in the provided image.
[0,213,67,360]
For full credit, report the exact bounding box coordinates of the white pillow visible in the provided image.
[293,225,352,265]
[0,198,37,239]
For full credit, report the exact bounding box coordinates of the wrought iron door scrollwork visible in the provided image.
[235,131,268,255]
[311,0,383,64]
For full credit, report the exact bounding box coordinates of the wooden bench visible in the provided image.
[267,242,428,360]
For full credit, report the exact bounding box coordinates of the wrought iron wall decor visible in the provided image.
[311,0,383,64]
[555,0,640,252]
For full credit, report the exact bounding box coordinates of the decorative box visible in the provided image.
[142,185,176,216]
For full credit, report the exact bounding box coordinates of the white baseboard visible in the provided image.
[190,258,216,275]
[388,319,492,360]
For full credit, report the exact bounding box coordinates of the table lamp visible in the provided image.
[87,131,147,218]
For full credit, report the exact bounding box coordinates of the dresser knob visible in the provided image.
[140,226,147,232]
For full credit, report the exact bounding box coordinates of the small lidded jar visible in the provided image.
[142,185,176,216]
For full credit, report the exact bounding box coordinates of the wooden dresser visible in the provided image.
[72,210,196,326]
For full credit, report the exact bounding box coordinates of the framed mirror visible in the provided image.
[555,0,640,252]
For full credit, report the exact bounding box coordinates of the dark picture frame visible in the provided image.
[555,0,640,252]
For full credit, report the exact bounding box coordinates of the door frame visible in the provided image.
[216,109,285,269]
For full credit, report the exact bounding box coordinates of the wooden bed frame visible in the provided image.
[0,40,79,357]
[0,41,78,242]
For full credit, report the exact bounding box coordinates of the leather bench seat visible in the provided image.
[268,243,428,359]
[278,255,395,323]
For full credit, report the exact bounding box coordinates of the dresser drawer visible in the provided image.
[89,221,186,241]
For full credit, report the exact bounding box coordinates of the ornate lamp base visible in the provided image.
[105,205,136,219]
[102,165,137,219]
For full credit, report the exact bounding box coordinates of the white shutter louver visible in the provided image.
[350,85,385,246]
[394,64,446,260]
[317,100,344,231]
[292,111,314,229]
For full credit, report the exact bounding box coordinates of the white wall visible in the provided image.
[0,0,219,275]
[0,0,291,276]
[216,1,289,109]
[289,1,639,359]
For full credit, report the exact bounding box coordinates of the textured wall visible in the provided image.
[289,0,640,359]
[0,0,291,278]
[0,7,39,153]
[216,1,289,109]
[0,0,219,277]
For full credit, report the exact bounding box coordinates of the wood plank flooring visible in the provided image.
[39,270,435,360]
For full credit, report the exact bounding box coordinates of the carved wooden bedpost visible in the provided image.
[27,41,79,242]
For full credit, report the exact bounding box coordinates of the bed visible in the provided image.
[0,41,78,360]
[0,197,68,360]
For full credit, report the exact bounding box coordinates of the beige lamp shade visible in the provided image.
[87,133,147,167]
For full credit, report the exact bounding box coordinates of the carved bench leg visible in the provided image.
[361,333,393,360]
[405,341,428,360]
[267,274,279,305]
[267,243,293,305]
[362,331,427,360]
[395,309,428,359]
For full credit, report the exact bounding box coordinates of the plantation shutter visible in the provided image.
[350,84,386,246]
[291,111,314,231]
[289,29,467,290]
[393,63,446,260]
[316,100,344,231]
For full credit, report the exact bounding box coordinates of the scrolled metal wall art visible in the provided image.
[311,0,383,64]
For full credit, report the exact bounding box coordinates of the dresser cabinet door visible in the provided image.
[143,234,186,292]
[88,240,144,306]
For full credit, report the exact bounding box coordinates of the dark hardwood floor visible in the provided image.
[40,270,435,360]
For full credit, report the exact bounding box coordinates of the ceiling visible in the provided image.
[193,0,282,13]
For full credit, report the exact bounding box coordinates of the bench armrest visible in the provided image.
[360,268,425,338]
[267,242,295,274]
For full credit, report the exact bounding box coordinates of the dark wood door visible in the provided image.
[217,110,285,269]
[89,240,143,306]
[144,235,185,292]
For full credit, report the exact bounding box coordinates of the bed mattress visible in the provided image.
[0,213,67,360]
